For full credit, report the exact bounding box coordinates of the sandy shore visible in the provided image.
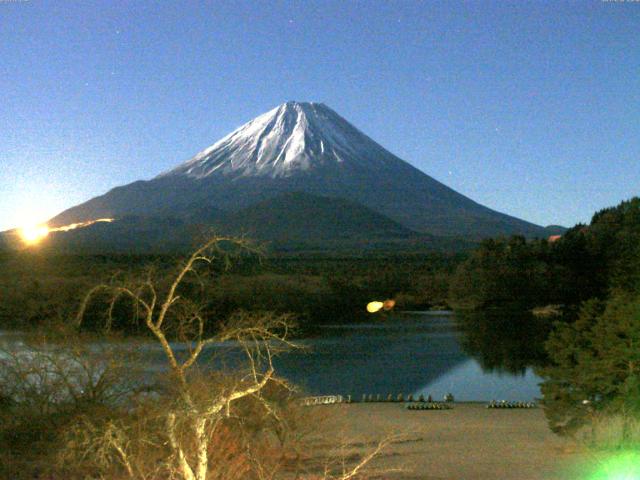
[309,403,586,480]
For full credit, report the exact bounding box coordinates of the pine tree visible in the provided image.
[539,294,640,440]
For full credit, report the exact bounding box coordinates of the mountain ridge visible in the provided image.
[49,101,551,240]
[214,191,417,241]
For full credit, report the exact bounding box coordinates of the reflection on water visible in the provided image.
[1,312,550,402]
[456,310,551,375]
[414,359,542,402]
[272,312,546,401]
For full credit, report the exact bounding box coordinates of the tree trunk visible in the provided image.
[167,413,197,480]
[195,416,210,480]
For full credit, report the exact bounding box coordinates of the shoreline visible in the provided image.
[309,403,585,480]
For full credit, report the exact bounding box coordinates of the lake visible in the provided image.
[273,312,543,401]
[0,312,544,402]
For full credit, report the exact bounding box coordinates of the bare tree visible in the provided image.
[0,237,395,480]
[0,329,147,480]
[61,236,394,480]
[72,237,302,480]
[0,331,141,415]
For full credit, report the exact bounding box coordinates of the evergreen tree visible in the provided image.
[448,236,551,309]
[448,196,640,310]
[539,294,640,440]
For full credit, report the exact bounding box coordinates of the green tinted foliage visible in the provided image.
[0,250,462,332]
[538,299,605,436]
[539,294,640,440]
[458,309,551,375]
[448,236,552,309]
[449,197,640,310]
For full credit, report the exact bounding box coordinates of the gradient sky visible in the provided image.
[1,0,639,231]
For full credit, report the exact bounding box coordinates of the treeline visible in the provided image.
[540,199,640,443]
[449,197,640,311]
[539,292,640,442]
[0,250,463,334]
[448,197,640,446]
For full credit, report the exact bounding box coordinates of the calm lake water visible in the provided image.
[273,312,543,402]
[0,312,544,402]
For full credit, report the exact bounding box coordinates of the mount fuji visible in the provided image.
[47,101,552,248]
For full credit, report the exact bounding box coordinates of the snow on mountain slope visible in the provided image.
[159,101,396,179]
[49,101,550,240]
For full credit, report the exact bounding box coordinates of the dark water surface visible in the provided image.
[0,312,544,402]
[273,312,542,401]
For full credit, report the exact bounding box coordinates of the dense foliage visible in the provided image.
[448,197,640,445]
[0,251,463,333]
[538,198,640,442]
[539,293,640,442]
[449,197,640,310]
[448,236,555,310]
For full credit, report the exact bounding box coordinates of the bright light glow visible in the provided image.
[19,224,50,245]
[366,300,396,313]
[367,301,384,313]
[17,218,115,246]
[54,218,114,232]
[586,452,640,480]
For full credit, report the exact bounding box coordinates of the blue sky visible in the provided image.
[1,0,639,231]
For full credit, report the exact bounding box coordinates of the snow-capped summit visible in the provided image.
[49,101,552,240]
[160,101,395,179]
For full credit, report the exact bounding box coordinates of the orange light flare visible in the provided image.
[19,224,50,245]
[18,218,114,246]
[53,218,114,232]
[366,299,396,313]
